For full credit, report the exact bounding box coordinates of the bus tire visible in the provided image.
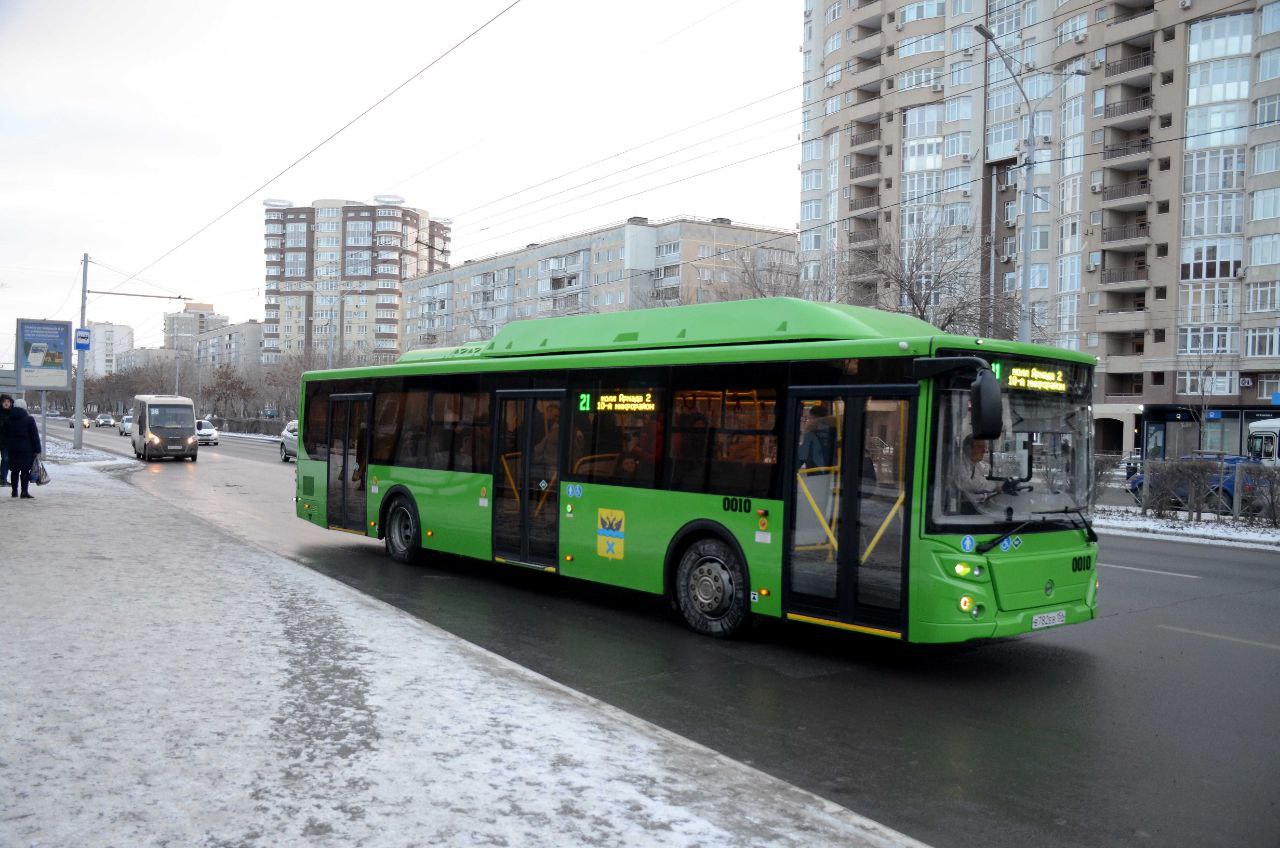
[675,537,749,638]
[384,495,422,564]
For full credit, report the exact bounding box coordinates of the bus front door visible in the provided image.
[327,394,372,533]
[493,392,563,568]
[785,389,915,637]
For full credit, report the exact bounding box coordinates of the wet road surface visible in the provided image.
[68,424,1280,848]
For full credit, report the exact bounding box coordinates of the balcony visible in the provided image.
[1100,178,1152,210]
[848,127,881,152]
[1105,7,1156,46]
[849,193,880,218]
[849,161,881,185]
[1102,137,1153,170]
[846,94,882,122]
[1101,222,1150,249]
[1103,353,1146,373]
[1104,51,1154,83]
[1101,266,1150,290]
[1096,308,1151,333]
[848,226,879,246]
[1103,94,1154,129]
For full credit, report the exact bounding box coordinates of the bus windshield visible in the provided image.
[931,356,1092,529]
[149,405,195,430]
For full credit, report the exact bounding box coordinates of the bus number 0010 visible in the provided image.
[1071,556,1091,572]
[723,497,752,514]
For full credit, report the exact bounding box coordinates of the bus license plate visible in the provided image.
[1032,610,1066,630]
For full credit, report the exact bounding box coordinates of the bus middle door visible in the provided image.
[326,393,372,533]
[493,391,564,568]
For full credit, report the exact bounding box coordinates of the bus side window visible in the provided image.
[667,387,779,499]
[371,391,404,465]
[303,387,329,459]
[568,380,663,488]
[393,389,430,468]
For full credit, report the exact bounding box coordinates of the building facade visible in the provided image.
[401,216,797,348]
[801,0,1280,456]
[195,320,264,372]
[117,347,180,372]
[261,196,452,366]
[164,303,228,354]
[84,321,134,378]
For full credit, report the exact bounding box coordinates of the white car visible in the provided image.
[119,415,133,436]
[196,419,220,446]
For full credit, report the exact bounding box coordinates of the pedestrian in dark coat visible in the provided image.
[0,395,41,498]
[0,393,11,485]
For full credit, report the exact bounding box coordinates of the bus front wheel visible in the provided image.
[676,537,749,638]
[385,496,422,564]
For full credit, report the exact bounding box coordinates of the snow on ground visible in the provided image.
[0,462,926,848]
[40,434,132,466]
[1092,505,1280,549]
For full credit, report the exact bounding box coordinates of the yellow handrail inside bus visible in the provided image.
[796,466,840,553]
[501,451,521,505]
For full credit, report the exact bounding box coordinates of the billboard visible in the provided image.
[15,319,72,391]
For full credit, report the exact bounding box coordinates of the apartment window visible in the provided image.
[1259,374,1280,400]
[656,241,680,258]
[800,200,823,221]
[1057,256,1081,291]
[902,138,942,171]
[1181,280,1236,321]
[1059,177,1081,214]
[346,221,373,246]
[1061,96,1084,137]
[899,67,941,90]
[944,132,970,158]
[1186,58,1251,106]
[1183,148,1246,192]
[900,33,945,57]
[1031,264,1050,289]
[1185,103,1250,149]
[951,27,974,51]
[824,96,841,116]
[986,121,1018,159]
[1055,14,1087,45]
[284,252,307,277]
[950,62,973,86]
[800,230,823,251]
[1003,271,1017,292]
[316,207,339,218]
[825,1,841,22]
[1178,325,1238,354]
[1254,188,1280,222]
[1187,13,1251,62]
[904,104,943,138]
[943,167,968,192]
[1059,218,1082,254]
[345,251,372,276]
[1177,370,1237,395]
[1248,281,1280,312]
[1259,95,1280,128]
[1092,89,1104,118]
[802,139,824,161]
[953,0,973,12]
[1032,226,1050,251]
[1256,142,1280,177]
[1004,200,1017,223]
[1253,234,1280,267]
[901,171,941,202]
[802,169,823,191]
[1245,328,1280,357]
[943,203,971,226]
[316,221,339,233]
[1182,193,1245,237]
[1003,236,1017,256]
[1261,49,1280,83]
[899,0,944,23]
[1264,2,1280,36]
[824,32,842,55]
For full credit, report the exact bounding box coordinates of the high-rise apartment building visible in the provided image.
[195,320,264,372]
[261,196,451,365]
[85,321,134,377]
[801,0,1280,456]
[402,216,797,348]
[164,303,228,354]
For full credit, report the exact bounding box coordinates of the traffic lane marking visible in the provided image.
[1158,625,1280,652]
[1099,562,1201,579]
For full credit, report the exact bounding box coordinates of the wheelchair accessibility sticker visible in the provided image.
[597,509,625,560]
[961,534,975,553]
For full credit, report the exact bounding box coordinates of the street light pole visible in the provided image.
[975,26,1090,344]
[74,253,87,450]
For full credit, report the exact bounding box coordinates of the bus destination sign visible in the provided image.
[580,390,658,413]
[997,362,1067,393]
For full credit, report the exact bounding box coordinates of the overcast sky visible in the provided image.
[0,0,798,364]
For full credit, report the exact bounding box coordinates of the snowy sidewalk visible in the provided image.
[0,460,926,847]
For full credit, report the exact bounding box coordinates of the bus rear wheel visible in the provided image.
[676,537,749,637]
[385,496,422,564]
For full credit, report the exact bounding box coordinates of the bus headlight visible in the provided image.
[147,433,161,445]
[959,595,974,613]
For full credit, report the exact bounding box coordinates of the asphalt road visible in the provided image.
[61,423,1280,848]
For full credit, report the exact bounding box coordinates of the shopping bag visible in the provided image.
[31,455,50,486]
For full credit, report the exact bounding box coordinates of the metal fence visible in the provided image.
[1093,453,1280,527]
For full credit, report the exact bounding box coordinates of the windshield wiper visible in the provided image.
[1033,506,1098,543]
[976,520,1034,554]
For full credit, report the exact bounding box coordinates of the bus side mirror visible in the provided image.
[971,369,1002,440]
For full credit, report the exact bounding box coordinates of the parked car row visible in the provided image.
[1126,453,1262,513]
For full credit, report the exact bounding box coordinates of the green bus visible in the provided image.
[294,298,1098,643]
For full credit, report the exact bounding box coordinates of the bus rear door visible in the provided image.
[784,386,917,638]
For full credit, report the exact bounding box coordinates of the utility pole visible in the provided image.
[73,253,87,450]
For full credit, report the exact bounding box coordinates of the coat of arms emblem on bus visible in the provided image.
[597,509,625,560]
